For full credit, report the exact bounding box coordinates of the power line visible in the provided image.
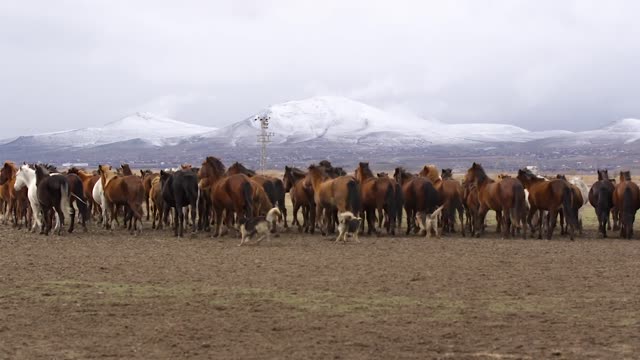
[255,115,274,174]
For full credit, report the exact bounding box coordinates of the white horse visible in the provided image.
[92,180,109,228]
[14,164,42,232]
[570,176,590,232]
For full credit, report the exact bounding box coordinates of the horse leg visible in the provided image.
[68,203,76,234]
[173,206,180,237]
[476,206,488,238]
[190,201,197,235]
[547,209,558,240]
[213,208,223,237]
[405,207,413,235]
[145,196,150,221]
[367,207,377,236]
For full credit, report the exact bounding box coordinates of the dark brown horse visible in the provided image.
[198,157,256,237]
[119,164,133,176]
[283,166,315,233]
[65,172,88,233]
[612,171,640,239]
[420,165,465,236]
[98,164,144,234]
[307,164,361,235]
[393,167,440,235]
[35,165,71,235]
[516,167,576,240]
[466,163,527,239]
[227,162,287,228]
[141,169,159,221]
[588,169,615,238]
[354,162,397,235]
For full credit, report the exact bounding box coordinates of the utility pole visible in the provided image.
[255,115,274,174]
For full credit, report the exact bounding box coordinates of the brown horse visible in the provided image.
[516,167,576,240]
[354,162,397,235]
[465,163,527,239]
[462,179,480,236]
[227,162,288,228]
[307,164,361,235]
[588,169,615,238]
[393,167,440,235]
[119,164,133,176]
[420,165,465,236]
[68,167,101,221]
[198,157,256,237]
[0,161,29,227]
[556,174,585,235]
[283,166,315,233]
[140,170,159,221]
[150,176,165,229]
[98,164,144,234]
[612,171,640,239]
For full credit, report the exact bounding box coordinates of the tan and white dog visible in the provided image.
[415,205,445,239]
[336,211,362,243]
[238,207,283,246]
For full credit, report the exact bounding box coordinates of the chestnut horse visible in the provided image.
[462,179,480,236]
[588,169,615,238]
[420,165,465,236]
[0,161,30,227]
[556,174,585,235]
[98,164,144,234]
[612,171,640,239]
[466,163,527,239]
[283,166,315,233]
[516,167,577,240]
[198,156,255,237]
[141,170,159,221]
[227,162,287,228]
[68,167,101,221]
[307,164,361,236]
[354,162,397,235]
[393,167,440,235]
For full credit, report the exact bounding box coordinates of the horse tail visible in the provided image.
[597,185,612,215]
[395,183,404,226]
[622,186,634,238]
[60,180,72,222]
[273,180,287,215]
[242,181,253,219]
[562,185,579,230]
[347,180,361,214]
[423,181,439,213]
[385,183,396,226]
[512,183,525,234]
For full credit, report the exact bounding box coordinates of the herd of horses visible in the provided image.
[0,156,638,241]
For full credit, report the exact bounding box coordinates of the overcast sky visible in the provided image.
[2,0,640,137]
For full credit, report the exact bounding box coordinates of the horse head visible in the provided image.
[620,171,632,182]
[377,172,389,178]
[441,168,453,180]
[465,162,484,184]
[597,169,609,181]
[0,161,17,185]
[355,162,372,182]
[200,156,226,181]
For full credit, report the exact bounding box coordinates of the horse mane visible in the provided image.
[357,162,374,179]
[319,160,333,168]
[470,163,489,184]
[30,163,58,173]
[286,166,307,179]
[307,164,329,181]
[204,156,226,176]
[230,162,256,176]
[377,172,389,178]
[421,165,440,183]
[556,174,567,181]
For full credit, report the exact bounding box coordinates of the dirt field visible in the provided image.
[1,213,639,360]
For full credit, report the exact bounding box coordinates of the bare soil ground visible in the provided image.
[1,216,639,360]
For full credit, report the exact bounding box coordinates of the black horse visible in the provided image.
[589,169,615,238]
[161,169,199,237]
[66,172,89,233]
[35,164,70,235]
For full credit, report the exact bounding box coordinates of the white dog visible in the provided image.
[415,205,445,239]
[336,211,362,243]
[238,207,283,246]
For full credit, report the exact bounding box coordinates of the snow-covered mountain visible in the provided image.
[5,112,216,148]
[199,96,571,146]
